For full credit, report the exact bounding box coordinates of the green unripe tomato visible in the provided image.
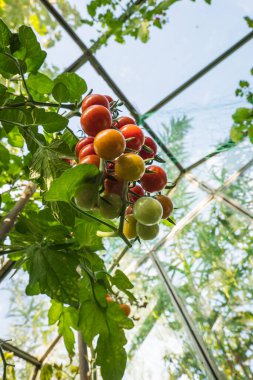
[75,183,99,210]
[137,222,159,240]
[133,197,163,225]
[100,193,122,219]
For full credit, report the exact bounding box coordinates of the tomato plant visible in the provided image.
[0,18,175,380]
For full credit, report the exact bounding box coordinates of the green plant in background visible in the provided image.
[0,0,82,48]
[0,19,138,380]
[82,0,212,49]
[230,17,253,145]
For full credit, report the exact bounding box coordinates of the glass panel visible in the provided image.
[223,163,253,213]
[123,259,208,379]
[156,200,253,378]
[95,0,252,111]
[0,269,58,357]
[146,40,253,168]
[191,139,253,189]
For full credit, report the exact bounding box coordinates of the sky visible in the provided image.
[1,0,253,377]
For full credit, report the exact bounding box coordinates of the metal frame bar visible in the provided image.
[1,0,253,378]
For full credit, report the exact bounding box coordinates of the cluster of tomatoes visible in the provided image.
[74,94,173,241]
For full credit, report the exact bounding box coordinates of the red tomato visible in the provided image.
[106,162,115,174]
[128,185,145,203]
[81,105,112,137]
[81,94,109,112]
[75,137,94,156]
[62,158,75,166]
[139,136,157,160]
[104,177,124,197]
[114,116,136,129]
[79,154,100,168]
[140,165,167,193]
[119,303,131,316]
[104,95,113,103]
[106,293,113,303]
[119,124,144,151]
[79,144,96,161]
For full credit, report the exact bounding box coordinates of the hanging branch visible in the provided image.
[0,182,36,241]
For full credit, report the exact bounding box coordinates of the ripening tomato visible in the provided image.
[155,195,173,219]
[63,158,75,166]
[115,153,145,181]
[75,137,94,156]
[78,144,96,160]
[139,136,157,160]
[104,95,113,103]
[119,303,131,316]
[106,293,113,303]
[123,214,137,239]
[80,105,112,137]
[125,205,133,216]
[94,129,126,160]
[114,116,136,129]
[140,165,167,193]
[119,124,144,151]
[100,193,122,219]
[133,197,163,225]
[75,183,99,210]
[137,222,159,240]
[81,94,109,112]
[79,154,100,168]
[128,185,145,203]
[104,177,124,197]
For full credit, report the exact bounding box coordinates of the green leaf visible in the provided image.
[15,25,47,72]
[79,300,108,345]
[248,125,253,143]
[26,246,80,305]
[0,19,12,49]
[45,165,99,203]
[245,16,253,28]
[48,300,62,325]
[32,108,68,133]
[40,364,53,380]
[0,144,10,166]
[49,300,78,358]
[96,326,127,380]
[74,218,104,251]
[232,108,252,123]
[7,126,24,148]
[54,73,87,102]
[52,82,70,103]
[0,53,19,78]
[27,72,54,94]
[30,144,69,190]
[230,125,244,143]
[138,20,150,43]
[111,269,134,292]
